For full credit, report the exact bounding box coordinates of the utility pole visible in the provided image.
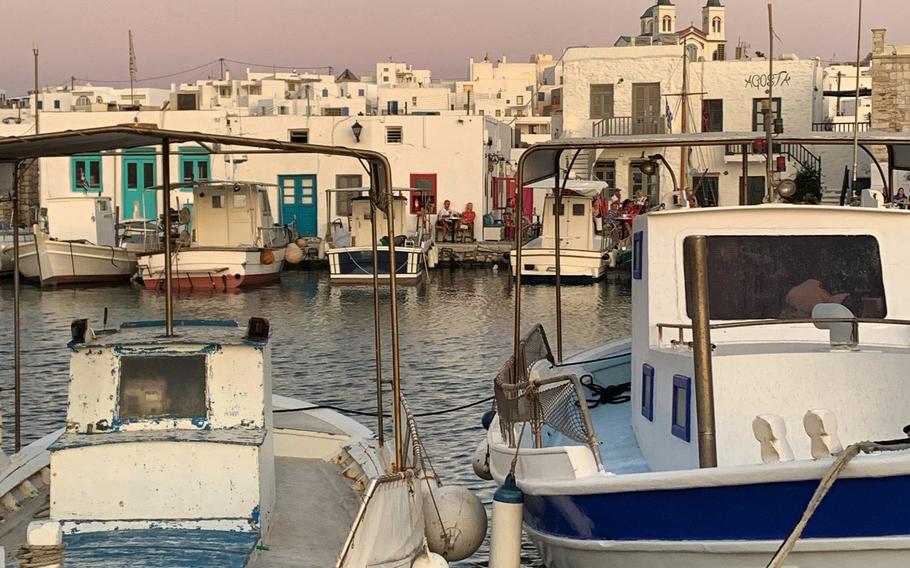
[220,58,225,81]
[764,2,774,202]
[129,30,137,109]
[32,45,39,134]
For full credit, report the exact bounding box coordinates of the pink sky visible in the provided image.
[1,0,908,95]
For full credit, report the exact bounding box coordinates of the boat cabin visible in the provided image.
[348,196,408,247]
[540,193,598,250]
[630,205,910,471]
[50,318,274,538]
[191,182,280,248]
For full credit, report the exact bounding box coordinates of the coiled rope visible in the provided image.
[17,543,64,568]
[579,375,631,408]
[767,439,910,568]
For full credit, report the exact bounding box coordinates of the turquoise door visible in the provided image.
[122,152,157,220]
[278,175,318,236]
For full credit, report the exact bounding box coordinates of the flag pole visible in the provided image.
[128,30,137,109]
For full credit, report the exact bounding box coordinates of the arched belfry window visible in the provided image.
[712,17,722,34]
[663,15,672,32]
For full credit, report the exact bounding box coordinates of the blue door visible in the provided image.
[278,175,318,236]
[122,151,157,220]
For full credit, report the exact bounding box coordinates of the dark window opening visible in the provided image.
[752,97,781,132]
[702,99,723,132]
[118,355,206,420]
[684,235,886,320]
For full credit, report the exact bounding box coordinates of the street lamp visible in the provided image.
[351,121,363,143]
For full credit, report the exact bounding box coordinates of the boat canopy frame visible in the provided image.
[0,124,407,469]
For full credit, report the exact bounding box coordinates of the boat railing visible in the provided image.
[657,317,910,349]
[259,225,293,248]
[494,324,603,469]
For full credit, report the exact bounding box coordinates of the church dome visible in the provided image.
[705,0,723,6]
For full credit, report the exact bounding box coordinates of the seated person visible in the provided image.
[436,199,456,238]
[782,279,849,319]
[457,202,476,234]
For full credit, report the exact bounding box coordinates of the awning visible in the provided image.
[526,178,608,197]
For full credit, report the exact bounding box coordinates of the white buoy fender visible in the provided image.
[472,439,493,481]
[317,239,326,260]
[295,237,308,249]
[489,474,523,568]
[411,549,449,568]
[284,243,304,265]
[422,481,487,562]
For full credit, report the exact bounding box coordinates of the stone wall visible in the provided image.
[871,29,910,164]
[0,160,39,226]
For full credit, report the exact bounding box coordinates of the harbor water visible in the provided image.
[0,268,631,566]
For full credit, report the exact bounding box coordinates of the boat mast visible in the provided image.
[850,0,864,199]
[162,139,174,335]
[764,2,774,202]
[680,43,688,206]
[12,162,22,452]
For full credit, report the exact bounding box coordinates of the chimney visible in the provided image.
[872,29,887,56]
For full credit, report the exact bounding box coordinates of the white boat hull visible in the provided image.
[137,247,285,290]
[5,232,136,286]
[327,245,428,285]
[509,247,609,281]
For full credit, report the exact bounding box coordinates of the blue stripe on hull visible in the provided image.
[524,474,910,541]
[335,250,415,276]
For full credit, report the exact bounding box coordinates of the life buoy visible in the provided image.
[260,248,275,265]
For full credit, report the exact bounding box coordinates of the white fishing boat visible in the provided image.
[509,181,613,282]
[326,192,435,285]
[137,181,293,291]
[0,225,33,277]
[0,125,486,568]
[478,132,910,568]
[5,198,136,286]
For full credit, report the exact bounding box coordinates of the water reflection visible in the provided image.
[0,268,631,566]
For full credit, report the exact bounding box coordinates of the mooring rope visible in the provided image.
[766,439,910,568]
[273,395,495,418]
[16,543,64,568]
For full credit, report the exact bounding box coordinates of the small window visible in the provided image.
[289,129,309,143]
[551,203,566,216]
[572,203,585,216]
[212,195,223,208]
[383,75,389,82]
[517,95,524,105]
[495,110,501,117]
[53,99,61,109]
[72,155,102,193]
[411,96,417,105]
[641,364,654,421]
[219,86,232,97]
[248,85,262,95]
[632,231,643,280]
[335,174,363,216]
[537,92,545,102]
[118,355,206,420]
[386,126,403,144]
[358,89,365,96]
[671,375,691,442]
[322,88,329,97]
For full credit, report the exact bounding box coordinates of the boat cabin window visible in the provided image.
[259,190,272,216]
[551,204,565,216]
[212,195,223,209]
[118,355,207,420]
[684,235,886,320]
[572,203,585,216]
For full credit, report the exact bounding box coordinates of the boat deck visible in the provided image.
[251,457,361,567]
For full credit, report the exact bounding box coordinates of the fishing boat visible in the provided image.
[325,191,435,285]
[5,198,136,286]
[0,224,33,277]
[509,180,613,283]
[137,181,293,291]
[0,125,487,567]
[478,132,910,568]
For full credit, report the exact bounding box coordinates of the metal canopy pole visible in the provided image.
[850,0,864,198]
[12,161,22,452]
[383,178,404,470]
[553,171,563,364]
[685,235,717,468]
[161,138,174,336]
[369,200,384,448]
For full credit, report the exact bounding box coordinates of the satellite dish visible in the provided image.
[776,179,797,199]
[178,207,192,225]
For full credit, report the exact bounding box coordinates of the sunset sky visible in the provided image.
[1,0,907,95]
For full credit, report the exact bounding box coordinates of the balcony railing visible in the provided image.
[593,115,666,137]
[811,121,872,132]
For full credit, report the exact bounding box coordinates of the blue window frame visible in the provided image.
[671,375,692,442]
[641,364,654,421]
[633,231,643,279]
[538,92,545,102]
[358,89,365,97]
[71,154,102,192]
[321,88,329,97]
[178,148,211,191]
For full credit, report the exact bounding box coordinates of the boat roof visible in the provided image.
[146,179,278,191]
[519,131,910,185]
[0,124,390,193]
[648,203,909,217]
[68,319,269,350]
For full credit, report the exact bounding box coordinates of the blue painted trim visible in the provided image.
[71,154,103,193]
[177,146,211,191]
[121,319,239,328]
[523,474,910,542]
[641,364,654,421]
[671,374,691,442]
[632,231,643,279]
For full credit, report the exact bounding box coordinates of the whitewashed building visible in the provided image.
[556,44,827,206]
[29,111,511,242]
[822,64,872,127]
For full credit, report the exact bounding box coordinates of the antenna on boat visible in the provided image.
[764,2,775,203]
[850,0,864,200]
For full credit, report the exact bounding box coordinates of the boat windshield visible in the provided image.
[118,355,207,420]
[684,235,886,320]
